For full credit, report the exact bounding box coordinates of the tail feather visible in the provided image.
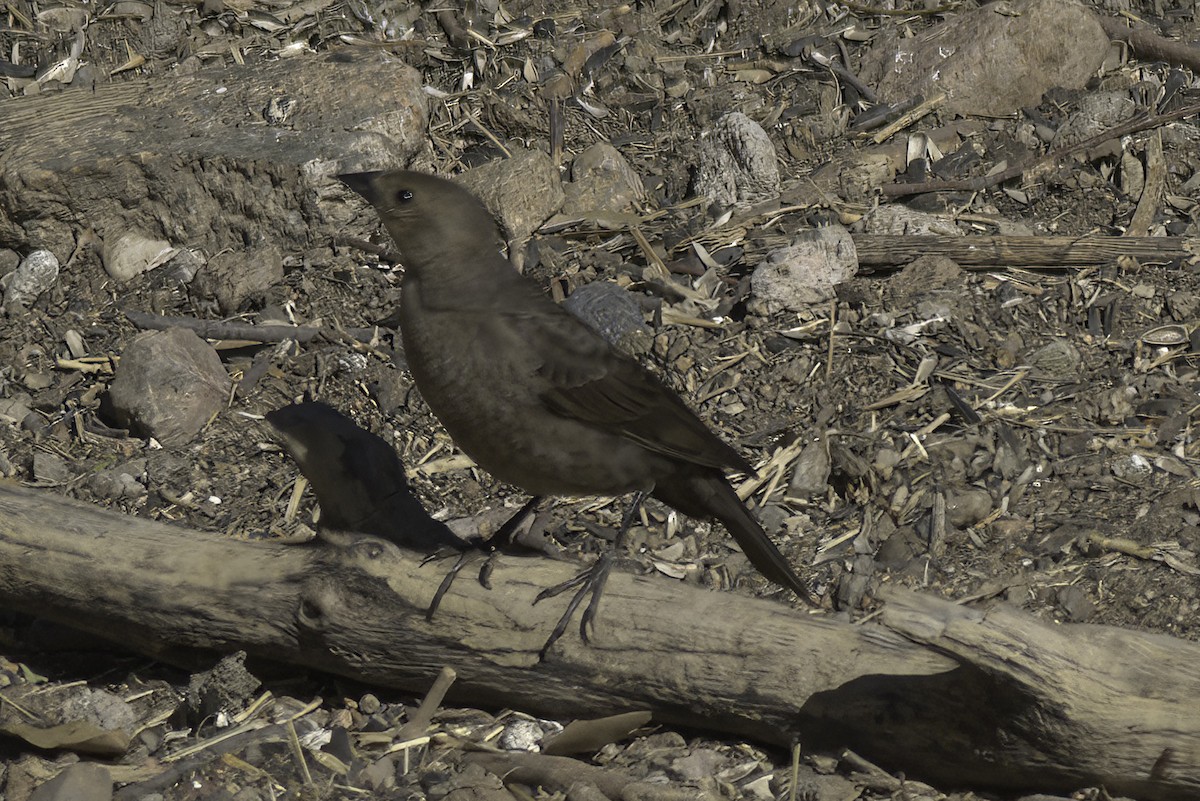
[652,470,814,603]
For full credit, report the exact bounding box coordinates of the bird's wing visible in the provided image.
[510,308,753,473]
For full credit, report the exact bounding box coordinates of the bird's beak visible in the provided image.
[337,171,384,203]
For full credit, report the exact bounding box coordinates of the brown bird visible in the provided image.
[339,169,813,653]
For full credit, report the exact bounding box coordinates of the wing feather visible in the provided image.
[509,307,751,473]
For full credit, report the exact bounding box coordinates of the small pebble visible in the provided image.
[358,693,381,715]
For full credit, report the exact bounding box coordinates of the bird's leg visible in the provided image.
[478,495,543,589]
[423,495,545,620]
[535,491,647,658]
[491,495,543,548]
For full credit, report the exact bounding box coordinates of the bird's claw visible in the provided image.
[421,547,461,567]
[536,554,614,660]
[534,567,592,603]
[425,550,470,622]
[478,551,498,589]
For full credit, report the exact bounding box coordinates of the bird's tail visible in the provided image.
[652,470,814,604]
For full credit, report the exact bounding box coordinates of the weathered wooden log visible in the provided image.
[853,234,1199,268]
[0,483,1197,799]
[881,591,1200,800]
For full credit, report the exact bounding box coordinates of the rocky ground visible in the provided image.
[2,0,1200,798]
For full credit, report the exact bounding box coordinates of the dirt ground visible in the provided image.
[2,0,1199,798]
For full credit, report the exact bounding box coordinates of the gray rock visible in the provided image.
[190,246,283,314]
[1028,339,1082,378]
[0,395,33,424]
[358,693,381,715]
[1057,584,1095,622]
[104,327,232,445]
[28,763,112,801]
[837,152,895,203]
[59,687,139,732]
[21,410,47,435]
[945,488,992,528]
[0,248,19,277]
[101,231,176,282]
[861,205,964,236]
[884,255,967,303]
[788,437,831,497]
[424,763,510,801]
[669,747,724,781]
[1051,91,1138,149]
[185,651,260,721]
[87,467,147,500]
[994,433,1028,480]
[694,111,780,207]
[1120,148,1144,198]
[0,55,427,261]
[558,142,645,224]
[32,452,71,484]
[161,248,204,285]
[2,249,59,311]
[358,754,396,791]
[749,225,858,313]
[498,718,544,751]
[563,281,651,354]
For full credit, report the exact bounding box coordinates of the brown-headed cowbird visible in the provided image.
[339,170,813,652]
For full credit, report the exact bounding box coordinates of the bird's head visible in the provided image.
[338,170,501,269]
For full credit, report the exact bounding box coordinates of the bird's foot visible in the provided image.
[534,553,615,660]
[532,492,649,659]
[422,498,544,618]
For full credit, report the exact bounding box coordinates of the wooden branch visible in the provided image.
[853,234,1197,268]
[0,483,1197,799]
[0,484,945,741]
[1127,131,1166,237]
[1100,16,1200,73]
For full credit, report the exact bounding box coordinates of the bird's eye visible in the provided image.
[396,189,414,203]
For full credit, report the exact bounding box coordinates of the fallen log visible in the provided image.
[0,483,1197,799]
[853,234,1199,268]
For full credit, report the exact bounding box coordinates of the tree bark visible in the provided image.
[0,483,1197,800]
[853,234,1198,268]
